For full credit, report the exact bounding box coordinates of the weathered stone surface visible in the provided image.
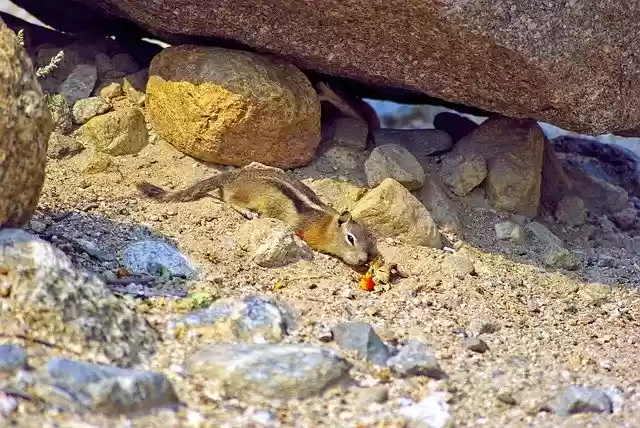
[33,358,180,415]
[440,152,487,197]
[169,295,296,344]
[235,218,313,268]
[555,195,587,227]
[331,322,390,366]
[15,0,640,135]
[146,45,321,169]
[387,340,446,379]
[351,178,442,248]
[323,116,369,150]
[562,162,629,215]
[0,229,159,367]
[453,117,544,217]
[81,105,148,155]
[47,132,85,160]
[416,173,462,235]
[123,240,198,279]
[365,144,426,190]
[303,178,367,213]
[0,21,52,228]
[188,343,351,399]
[46,93,73,135]
[72,96,111,124]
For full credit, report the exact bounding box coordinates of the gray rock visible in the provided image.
[0,344,27,374]
[612,207,638,231]
[58,63,98,105]
[47,132,85,159]
[526,221,563,248]
[440,152,488,196]
[387,340,447,379]
[543,246,579,270]
[365,144,426,190]
[72,96,111,124]
[441,254,475,279]
[552,385,613,416]
[331,321,390,366]
[398,391,452,428]
[494,221,525,244]
[235,218,313,268]
[555,195,587,227]
[0,229,158,366]
[188,343,351,399]
[46,93,73,135]
[169,295,297,343]
[123,240,198,279]
[35,358,180,415]
[325,116,369,150]
[463,337,489,353]
[372,129,453,159]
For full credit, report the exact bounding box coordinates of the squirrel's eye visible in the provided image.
[346,233,356,245]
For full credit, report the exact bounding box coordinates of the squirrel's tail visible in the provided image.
[136,171,234,202]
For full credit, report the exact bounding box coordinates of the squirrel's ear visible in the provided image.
[338,211,352,225]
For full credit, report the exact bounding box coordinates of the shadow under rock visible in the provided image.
[27,207,195,298]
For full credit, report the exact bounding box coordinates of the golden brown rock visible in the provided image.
[146,45,321,169]
[453,117,545,217]
[0,20,52,228]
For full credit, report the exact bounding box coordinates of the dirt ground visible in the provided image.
[9,135,640,428]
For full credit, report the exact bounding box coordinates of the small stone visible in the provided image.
[354,385,389,408]
[123,240,199,279]
[34,358,180,415]
[526,221,563,247]
[365,144,426,190]
[612,207,638,231]
[28,220,47,233]
[331,322,390,366]
[326,116,368,150]
[496,391,517,405]
[71,237,115,261]
[387,340,447,379]
[544,246,579,270]
[352,178,442,248]
[441,254,475,279]
[58,63,98,105]
[46,93,73,135]
[494,221,525,244]
[463,337,489,353]
[235,218,312,268]
[47,131,85,159]
[76,151,113,174]
[99,82,124,100]
[72,96,111,124]
[555,195,587,227]
[316,329,333,343]
[398,391,452,428]
[0,344,27,374]
[552,385,613,416]
[169,295,296,343]
[82,106,148,155]
[440,152,488,196]
[188,343,351,399]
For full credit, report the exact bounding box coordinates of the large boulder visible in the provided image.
[146,45,321,169]
[12,0,640,136]
[0,19,52,228]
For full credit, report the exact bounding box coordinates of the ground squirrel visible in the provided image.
[136,167,377,266]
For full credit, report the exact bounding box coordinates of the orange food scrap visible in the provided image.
[360,274,375,291]
[295,231,303,238]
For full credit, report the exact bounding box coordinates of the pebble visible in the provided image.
[72,96,111,124]
[440,152,488,196]
[123,240,198,279]
[463,337,489,353]
[28,220,48,233]
[398,391,452,428]
[552,385,613,416]
[387,340,447,379]
[0,344,27,374]
[58,63,98,105]
[34,358,180,414]
[441,254,475,279]
[331,322,390,366]
[494,221,525,244]
[188,343,351,399]
[169,295,296,343]
[544,246,579,270]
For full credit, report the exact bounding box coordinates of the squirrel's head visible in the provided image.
[331,210,377,266]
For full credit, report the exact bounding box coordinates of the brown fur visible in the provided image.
[136,167,377,266]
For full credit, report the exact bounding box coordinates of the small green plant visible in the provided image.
[15,28,65,79]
